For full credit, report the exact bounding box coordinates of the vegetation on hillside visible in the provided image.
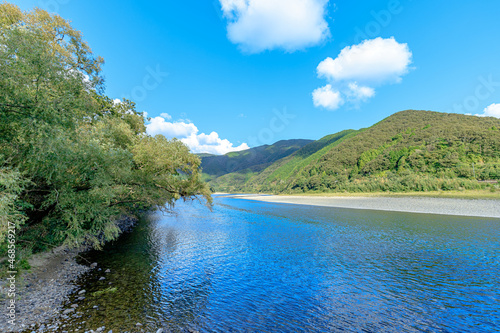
[207,129,356,191]
[0,4,210,267]
[201,139,312,180]
[206,111,500,194]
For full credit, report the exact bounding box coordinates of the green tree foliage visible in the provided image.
[0,168,30,237]
[207,129,357,192]
[0,4,210,256]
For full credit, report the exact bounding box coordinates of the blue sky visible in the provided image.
[12,0,500,154]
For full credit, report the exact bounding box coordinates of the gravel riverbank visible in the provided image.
[0,216,139,332]
[0,246,90,332]
[228,194,500,218]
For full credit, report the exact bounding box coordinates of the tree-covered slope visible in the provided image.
[200,139,313,180]
[209,110,500,193]
[242,129,358,190]
[207,130,356,191]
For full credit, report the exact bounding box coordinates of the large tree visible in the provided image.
[0,3,211,254]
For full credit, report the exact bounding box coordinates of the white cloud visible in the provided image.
[182,132,250,155]
[147,117,198,138]
[482,103,500,118]
[472,103,500,118]
[219,0,330,53]
[160,112,172,120]
[220,0,247,16]
[312,84,343,110]
[317,37,412,83]
[146,115,249,155]
[313,37,412,110]
[347,82,375,101]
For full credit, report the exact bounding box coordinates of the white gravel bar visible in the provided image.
[226,194,500,218]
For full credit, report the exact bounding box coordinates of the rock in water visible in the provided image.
[62,308,74,315]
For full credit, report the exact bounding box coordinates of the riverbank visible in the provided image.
[0,215,139,332]
[225,194,500,218]
[0,246,90,332]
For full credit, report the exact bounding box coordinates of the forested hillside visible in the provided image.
[206,111,500,193]
[0,4,210,266]
[201,139,312,180]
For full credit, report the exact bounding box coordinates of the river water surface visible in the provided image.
[60,196,499,332]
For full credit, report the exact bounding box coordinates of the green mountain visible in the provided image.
[200,139,313,181]
[204,110,500,193]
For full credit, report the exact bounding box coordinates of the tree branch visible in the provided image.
[155,183,185,196]
[108,199,143,207]
[0,103,31,109]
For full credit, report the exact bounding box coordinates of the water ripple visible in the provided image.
[52,197,500,332]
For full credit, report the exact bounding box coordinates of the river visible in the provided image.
[54,195,500,332]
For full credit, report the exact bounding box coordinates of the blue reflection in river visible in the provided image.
[64,196,500,332]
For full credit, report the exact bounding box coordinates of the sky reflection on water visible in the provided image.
[60,196,500,332]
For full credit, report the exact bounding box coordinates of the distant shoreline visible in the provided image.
[222,194,500,219]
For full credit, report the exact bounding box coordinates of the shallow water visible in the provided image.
[60,196,499,332]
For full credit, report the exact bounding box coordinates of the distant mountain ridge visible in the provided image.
[200,139,313,181]
[201,110,500,193]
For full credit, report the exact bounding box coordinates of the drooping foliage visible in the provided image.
[0,3,210,257]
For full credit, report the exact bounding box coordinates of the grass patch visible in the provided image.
[91,287,117,297]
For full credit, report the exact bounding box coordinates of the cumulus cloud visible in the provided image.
[313,37,412,110]
[182,132,250,155]
[317,37,412,83]
[147,117,198,138]
[146,115,249,155]
[312,85,343,110]
[472,103,500,118]
[160,112,172,120]
[219,0,330,53]
[347,82,375,101]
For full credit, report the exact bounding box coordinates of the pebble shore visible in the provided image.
[0,246,90,332]
[229,194,500,218]
[0,216,140,333]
